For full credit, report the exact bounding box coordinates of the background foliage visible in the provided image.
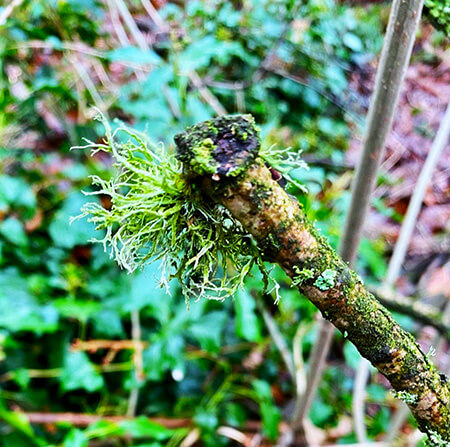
[0,0,448,445]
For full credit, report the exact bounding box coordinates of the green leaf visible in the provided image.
[49,193,99,249]
[0,175,36,211]
[106,46,162,64]
[0,217,27,246]
[194,408,218,432]
[343,340,363,370]
[119,417,174,440]
[0,401,36,439]
[63,429,88,447]
[310,397,334,426]
[234,289,262,342]
[252,380,280,440]
[343,32,362,51]
[0,269,58,334]
[54,298,101,324]
[188,311,226,352]
[60,351,104,392]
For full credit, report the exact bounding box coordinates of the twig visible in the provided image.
[140,0,167,30]
[24,412,191,428]
[292,323,313,430]
[127,310,144,417]
[0,0,24,26]
[107,0,130,47]
[298,0,425,435]
[187,71,227,116]
[373,288,450,340]
[256,297,296,382]
[69,56,107,112]
[386,102,450,285]
[114,0,150,51]
[72,339,148,352]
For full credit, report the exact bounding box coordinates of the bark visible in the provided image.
[373,287,450,341]
[174,115,450,443]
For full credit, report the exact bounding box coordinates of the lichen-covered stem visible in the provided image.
[174,116,450,442]
[218,162,450,439]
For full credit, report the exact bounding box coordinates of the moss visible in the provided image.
[174,115,260,178]
[191,138,217,175]
[249,179,272,210]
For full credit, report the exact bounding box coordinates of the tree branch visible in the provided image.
[174,115,450,443]
[372,287,450,341]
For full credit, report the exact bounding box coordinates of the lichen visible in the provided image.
[75,114,269,301]
[292,266,314,287]
[174,114,261,178]
[426,430,450,447]
[393,390,419,405]
[314,268,337,290]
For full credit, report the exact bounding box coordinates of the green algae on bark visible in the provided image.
[174,115,450,444]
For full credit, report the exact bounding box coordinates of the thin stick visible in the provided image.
[386,102,450,285]
[127,310,144,417]
[70,56,107,113]
[114,0,150,51]
[256,297,296,381]
[0,0,24,26]
[107,0,130,47]
[187,71,227,116]
[296,0,425,433]
[140,0,166,30]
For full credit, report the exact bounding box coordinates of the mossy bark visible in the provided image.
[174,115,450,443]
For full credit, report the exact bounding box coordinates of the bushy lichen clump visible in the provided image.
[74,115,269,300]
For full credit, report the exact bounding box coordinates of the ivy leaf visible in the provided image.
[63,429,88,447]
[0,218,27,246]
[252,380,280,441]
[234,289,262,342]
[60,351,104,392]
[0,401,36,440]
[187,311,227,352]
[0,269,58,334]
[106,46,162,65]
[0,175,36,212]
[49,193,99,249]
[119,417,174,440]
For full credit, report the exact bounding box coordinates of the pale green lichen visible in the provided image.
[259,144,308,193]
[426,430,450,447]
[292,266,314,287]
[73,114,271,301]
[314,268,337,290]
[393,390,418,405]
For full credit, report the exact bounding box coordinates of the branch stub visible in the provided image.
[174,114,260,178]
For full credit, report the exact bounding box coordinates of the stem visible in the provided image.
[174,115,450,442]
[300,0,425,432]
[386,102,450,285]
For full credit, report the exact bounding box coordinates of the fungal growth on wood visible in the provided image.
[174,115,450,444]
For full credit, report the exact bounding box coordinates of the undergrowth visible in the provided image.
[74,114,306,301]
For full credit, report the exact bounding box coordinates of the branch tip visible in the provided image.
[174,114,260,178]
